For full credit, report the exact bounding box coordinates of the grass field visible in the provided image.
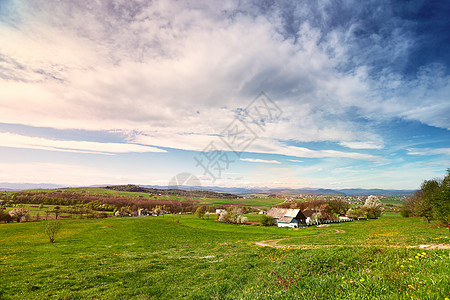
[0,213,449,299]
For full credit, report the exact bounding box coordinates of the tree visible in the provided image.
[53,206,61,219]
[227,206,245,224]
[405,171,450,224]
[260,214,276,226]
[401,190,422,217]
[0,210,12,223]
[362,195,383,219]
[8,207,29,222]
[45,220,61,243]
[414,197,433,223]
[346,208,363,219]
[427,171,450,224]
[218,211,229,223]
[218,206,246,224]
[154,206,162,216]
[327,199,350,215]
[195,206,206,219]
[311,212,323,222]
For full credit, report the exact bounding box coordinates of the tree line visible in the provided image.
[401,169,450,224]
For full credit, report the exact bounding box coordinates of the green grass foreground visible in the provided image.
[0,214,449,299]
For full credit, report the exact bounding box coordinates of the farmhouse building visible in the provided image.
[302,209,317,224]
[267,208,306,228]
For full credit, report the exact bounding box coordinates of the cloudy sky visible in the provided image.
[0,0,449,189]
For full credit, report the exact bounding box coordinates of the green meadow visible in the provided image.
[0,213,449,299]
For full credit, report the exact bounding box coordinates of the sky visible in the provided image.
[0,0,449,190]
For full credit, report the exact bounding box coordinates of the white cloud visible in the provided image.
[240,158,281,164]
[0,132,166,154]
[339,141,383,149]
[407,148,450,156]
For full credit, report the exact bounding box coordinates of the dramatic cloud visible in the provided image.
[0,0,448,188]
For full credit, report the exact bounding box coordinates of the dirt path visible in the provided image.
[255,229,450,249]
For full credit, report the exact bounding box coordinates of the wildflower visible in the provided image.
[400,265,404,268]
[396,261,399,264]
[422,252,426,255]
[360,279,364,282]
[408,285,415,290]
[415,256,419,259]
[342,277,345,279]
[408,258,413,260]
[409,265,413,268]
[349,280,354,283]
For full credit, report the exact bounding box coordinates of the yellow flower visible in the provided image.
[349,280,354,283]
[401,265,404,268]
[342,277,345,279]
[408,258,413,260]
[396,261,399,264]
[422,252,426,255]
[409,265,413,268]
[360,279,364,282]
[408,285,415,290]
[415,256,419,259]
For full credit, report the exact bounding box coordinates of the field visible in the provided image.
[0,213,449,299]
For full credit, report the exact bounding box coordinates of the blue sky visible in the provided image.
[0,0,448,189]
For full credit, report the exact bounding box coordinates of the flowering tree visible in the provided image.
[362,195,383,219]
[8,207,30,222]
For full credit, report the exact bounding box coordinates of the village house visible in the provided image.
[302,209,316,225]
[267,208,306,228]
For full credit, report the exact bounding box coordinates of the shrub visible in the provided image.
[260,215,276,226]
[45,220,61,243]
[0,210,12,223]
[195,206,206,219]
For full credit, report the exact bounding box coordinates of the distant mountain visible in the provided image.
[0,182,67,191]
[142,185,415,196]
[335,188,416,196]
[0,182,415,196]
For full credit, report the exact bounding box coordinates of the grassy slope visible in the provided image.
[0,215,448,299]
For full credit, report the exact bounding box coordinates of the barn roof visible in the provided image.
[277,216,297,223]
[302,209,316,218]
[267,208,306,220]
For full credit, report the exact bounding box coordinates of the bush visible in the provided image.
[195,206,206,219]
[45,220,61,243]
[0,210,12,223]
[399,208,411,218]
[260,214,276,226]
